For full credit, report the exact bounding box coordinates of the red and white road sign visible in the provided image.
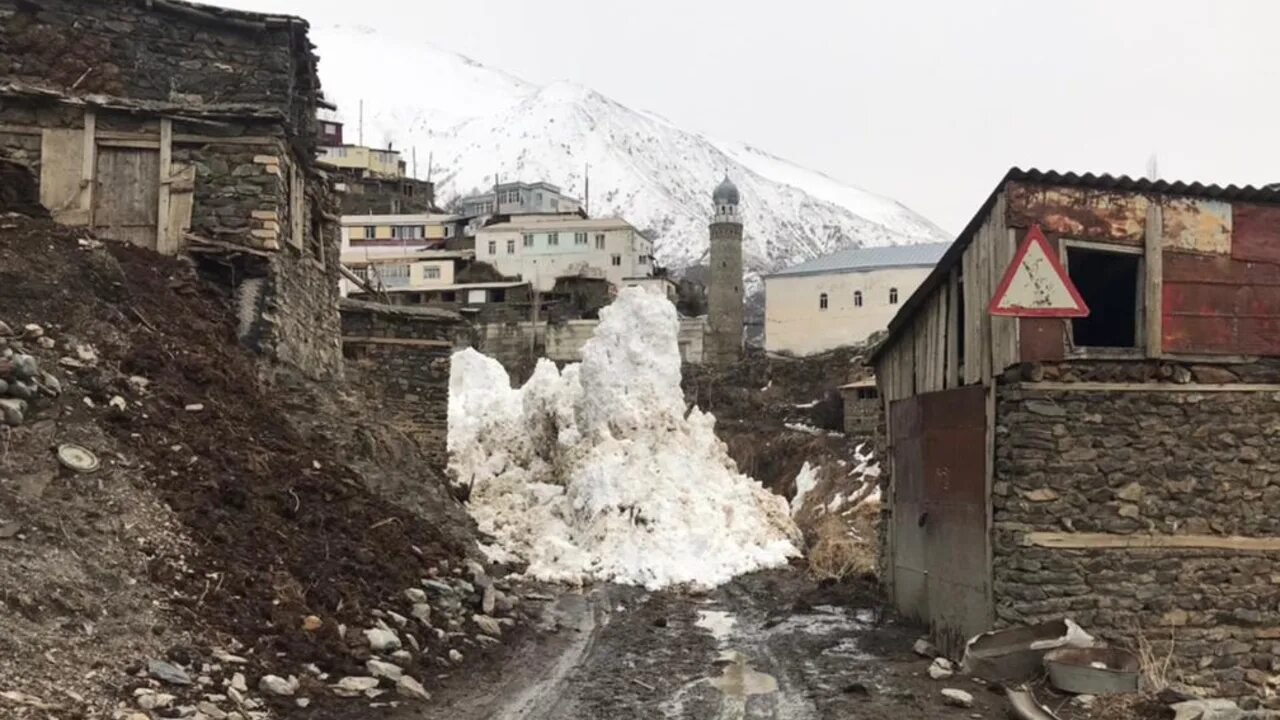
[988,225,1089,317]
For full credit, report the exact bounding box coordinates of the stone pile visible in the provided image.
[0,321,63,426]
[111,557,532,719]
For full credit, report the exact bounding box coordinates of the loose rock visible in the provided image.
[333,676,380,698]
[149,658,193,685]
[367,659,403,681]
[473,614,502,637]
[365,627,402,652]
[396,675,431,703]
[404,588,427,604]
[913,638,938,658]
[928,657,954,680]
[258,674,298,696]
[941,688,974,708]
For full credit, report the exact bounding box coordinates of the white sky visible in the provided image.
[211,0,1280,233]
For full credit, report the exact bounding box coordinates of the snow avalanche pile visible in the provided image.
[448,288,800,589]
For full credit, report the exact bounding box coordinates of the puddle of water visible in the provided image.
[708,651,779,697]
[695,609,737,647]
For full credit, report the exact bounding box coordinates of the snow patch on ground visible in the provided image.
[449,288,800,589]
[791,462,819,518]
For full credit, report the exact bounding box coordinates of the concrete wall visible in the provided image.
[992,360,1280,697]
[340,301,467,470]
[319,146,401,177]
[765,265,932,356]
[476,220,653,291]
[841,388,880,439]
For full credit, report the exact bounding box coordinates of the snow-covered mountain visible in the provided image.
[311,25,949,277]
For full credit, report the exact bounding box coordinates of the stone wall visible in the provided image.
[0,0,317,132]
[340,300,467,470]
[993,360,1280,697]
[842,389,879,439]
[706,220,744,366]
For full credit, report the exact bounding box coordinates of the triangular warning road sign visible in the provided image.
[988,225,1090,317]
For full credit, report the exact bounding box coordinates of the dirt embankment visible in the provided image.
[0,215,527,719]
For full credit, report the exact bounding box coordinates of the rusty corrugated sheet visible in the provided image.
[1019,317,1067,362]
[1161,197,1232,254]
[890,386,990,657]
[1232,203,1280,265]
[1163,251,1280,355]
[1006,181,1148,244]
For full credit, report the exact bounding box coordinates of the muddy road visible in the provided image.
[399,570,1007,720]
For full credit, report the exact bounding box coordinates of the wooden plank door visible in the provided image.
[93,147,160,249]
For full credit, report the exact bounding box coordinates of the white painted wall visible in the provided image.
[764,265,933,355]
[476,218,654,291]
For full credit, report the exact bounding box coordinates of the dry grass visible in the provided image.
[807,501,879,581]
[1130,623,1181,692]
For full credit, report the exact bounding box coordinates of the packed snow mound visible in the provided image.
[448,289,800,589]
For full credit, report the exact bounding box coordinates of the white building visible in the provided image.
[475,215,654,292]
[764,243,949,356]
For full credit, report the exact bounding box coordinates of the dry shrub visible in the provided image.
[807,500,879,581]
[1130,623,1181,692]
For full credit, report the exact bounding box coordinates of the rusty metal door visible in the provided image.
[93,147,160,249]
[890,385,990,656]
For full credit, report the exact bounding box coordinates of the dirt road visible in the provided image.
[401,570,1008,720]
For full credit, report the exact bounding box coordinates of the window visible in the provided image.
[444,225,453,238]
[391,225,423,240]
[639,255,650,265]
[378,263,410,288]
[819,293,829,310]
[611,254,621,266]
[523,233,534,247]
[506,239,515,254]
[423,266,441,280]
[853,290,863,307]
[535,192,543,205]
[889,287,899,304]
[575,232,587,245]
[362,226,375,239]
[547,232,559,246]
[487,240,496,255]
[351,266,368,280]
[595,233,605,250]
[1066,246,1141,348]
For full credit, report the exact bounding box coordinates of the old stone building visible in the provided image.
[872,168,1280,696]
[339,300,468,469]
[0,0,343,378]
[706,176,744,366]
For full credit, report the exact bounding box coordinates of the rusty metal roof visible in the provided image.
[873,167,1280,361]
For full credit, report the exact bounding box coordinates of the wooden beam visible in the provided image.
[81,109,96,225]
[173,133,281,146]
[156,118,174,255]
[341,336,453,348]
[97,138,160,150]
[1017,381,1280,393]
[1145,202,1164,358]
[1025,532,1280,551]
[0,123,43,136]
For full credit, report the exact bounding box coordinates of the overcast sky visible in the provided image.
[212,0,1278,232]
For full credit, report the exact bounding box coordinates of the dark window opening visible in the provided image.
[853,290,862,307]
[492,289,506,302]
[819,292,828,310]
[889,287,899,304]
[1067,247,1139,348]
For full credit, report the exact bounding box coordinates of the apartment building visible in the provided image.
[341,213,468,256]
[459,181,581,218]
[475,215,654,292]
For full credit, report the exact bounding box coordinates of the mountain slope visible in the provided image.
[310,25,949,276]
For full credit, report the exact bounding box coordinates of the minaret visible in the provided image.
[707,175,744,365]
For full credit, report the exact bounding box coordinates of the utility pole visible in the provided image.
[358,99,364,146]
[412,147,417,178]
[584,163,590,216]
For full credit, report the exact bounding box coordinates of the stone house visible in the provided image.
[871,168,1280,695]
[0,0,343,378]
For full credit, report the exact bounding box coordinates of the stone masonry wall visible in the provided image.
[340,301,467,470]
[0,0,312,129]
[994,361,1280,697]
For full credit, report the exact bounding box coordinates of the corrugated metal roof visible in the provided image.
[871,167,1280,363]
[769,242,951,278]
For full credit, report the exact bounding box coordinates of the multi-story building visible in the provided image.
[319,144,405,178]
[318,120,435,214]
[474,215,655,292]
[341,213,466,256]
[340,250,473,297]
[458,181,581,218]
[764,242,949,356]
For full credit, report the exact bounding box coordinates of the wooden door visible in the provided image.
[93,147,160,249]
